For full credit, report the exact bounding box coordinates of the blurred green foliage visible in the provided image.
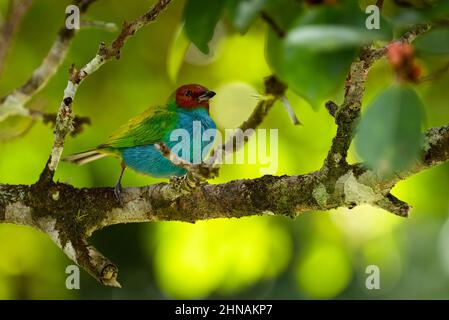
[356,85,424,176]
[0,0,449,300]
[266,1,390,108]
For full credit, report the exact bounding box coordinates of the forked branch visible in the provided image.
[0,7,447,287]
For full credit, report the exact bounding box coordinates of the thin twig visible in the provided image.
[0,118,36,142]
[80,20,118,32]
[0,0,34,76]
[206,75,286,167]
[281,95,301,125]
[260,11,286,38]
[46,0,173,175]
[419,60,449,83]
[323,23,432,172]
[375,0,384,10]
[0,0,97,123]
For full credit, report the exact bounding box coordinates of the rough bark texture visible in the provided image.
[0,3,448,287]
[0,0,97,122]
[1,122,448,286]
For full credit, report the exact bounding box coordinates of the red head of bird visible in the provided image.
[174,84,216,111]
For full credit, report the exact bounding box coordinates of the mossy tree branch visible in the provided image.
[0,5,448,288]
[1,123,448,285]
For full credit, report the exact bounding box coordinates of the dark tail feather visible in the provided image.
[62,149,107,165]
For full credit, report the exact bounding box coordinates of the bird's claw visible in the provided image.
[170,172,205,193]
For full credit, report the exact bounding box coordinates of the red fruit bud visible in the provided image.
[386,42,421,83]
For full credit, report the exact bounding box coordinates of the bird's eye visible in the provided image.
[185,90,193,97]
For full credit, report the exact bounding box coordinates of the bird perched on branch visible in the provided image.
[63,84,217,199]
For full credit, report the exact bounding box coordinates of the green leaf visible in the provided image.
[266,3,392,109]
[226,0,303,34]
[387,0,449,26]
[166,24,190,84]
[356,86,425,176]
[259,0,303,30]
[414,28,449,54]
[183,0,224,54]
[226,0,268,34]
[285,25,389,52]
[267,29,356,109]
[423,0,449,20]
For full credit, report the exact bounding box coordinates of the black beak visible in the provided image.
[198,90,216,101]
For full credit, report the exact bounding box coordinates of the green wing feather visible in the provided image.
[99,101,178,149]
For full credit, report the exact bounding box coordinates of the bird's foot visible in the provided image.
[114,183,124,206]
[170,172,206,193]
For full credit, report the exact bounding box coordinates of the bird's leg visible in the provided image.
[114,161,126,205]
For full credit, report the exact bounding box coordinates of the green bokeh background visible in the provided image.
[1,0,449,299]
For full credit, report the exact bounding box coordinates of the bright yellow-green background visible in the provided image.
[1,0,449,299]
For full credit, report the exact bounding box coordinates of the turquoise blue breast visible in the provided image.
[120,108,216,177]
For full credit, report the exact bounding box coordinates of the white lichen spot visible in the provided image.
[5,202,32,226]
[336,171,381,206]
[52,191,60,201]
[63,80,78,100]
[37,216,60,246]
[63,242,77,262]
[358,171,381,193]
[82,54,106,76]
[312,183,328,208]
[333,153,342,164]
[37,216,77,262]
[49,146,64,171]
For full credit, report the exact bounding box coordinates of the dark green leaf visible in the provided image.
[184,0,224,54]
[356,85,425,176]
[267,29,356,109]
[415,28,449,54]
[226,0,268,34]
[386,0,449,27]
[167,24,190,84]
[266,3,391,109]
[261,0,303,30]
[423,0,449,20]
